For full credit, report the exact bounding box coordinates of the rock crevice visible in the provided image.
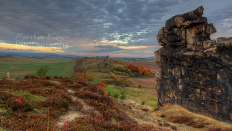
[155,6,232,123]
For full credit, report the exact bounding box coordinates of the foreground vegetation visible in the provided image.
[0,76,159,130]
[0,56,231,130]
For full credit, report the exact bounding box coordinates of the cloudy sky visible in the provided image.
[0,0,232,57]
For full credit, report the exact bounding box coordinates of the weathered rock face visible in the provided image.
[155,6,232,123]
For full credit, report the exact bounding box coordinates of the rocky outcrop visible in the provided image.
[155,6,232,123]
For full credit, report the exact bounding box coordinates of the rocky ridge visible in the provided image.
[155,6,232,123]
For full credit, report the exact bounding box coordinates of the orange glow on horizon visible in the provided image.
[0,42,65,53]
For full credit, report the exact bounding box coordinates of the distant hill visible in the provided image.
[0,52,154,59]
[0,52,79,58]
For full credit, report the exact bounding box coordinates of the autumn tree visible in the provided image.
[138,66,143,75]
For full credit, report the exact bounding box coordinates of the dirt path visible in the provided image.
[117,100,212,131]
[56,87,100,128]
[73,59,84,73]
[56,88,85,127]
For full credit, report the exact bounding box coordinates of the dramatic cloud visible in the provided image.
[0,0,232,57]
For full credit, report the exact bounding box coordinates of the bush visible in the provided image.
[74,100,84,111]
[126,64,151,76]
[113,92,120,99]
[120,92,126,99]
[74,71,93,81]
[41,76,52,80]
[97,82,107,95]
[36,66,50,77]
[53,76,59,79]
[141,100,145,105]
[6,96,34,112]
[108,91,112,96]
[24,75,38,79]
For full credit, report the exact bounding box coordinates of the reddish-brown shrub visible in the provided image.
[223,129,232,131]
[55,85,66,90]
[185,121,197,126]
[169,116,192,123]
[0,113,57,130]
[100,95,114,107]
[75,91,101,100]
[28,88,46,96]
[160,114,166,118]
[24,75,38,79]
[153,108,159,111]
[171,126,177,130]
[86,84,99,93]
[40,76,52,80]
[53,76,59,79]
[192,123,204,128]
[209,128,232,131]
[6,96,34,112]
[208,128,222,131]
[163,123,171,127]
[77,79,89,86]
[62,77,75,84]
[74,100,84,111]
[142,108,149,111]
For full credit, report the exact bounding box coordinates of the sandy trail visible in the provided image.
[56,88,100,127]
[56,88,85,127]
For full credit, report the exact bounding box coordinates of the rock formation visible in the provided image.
[154,6,232,123]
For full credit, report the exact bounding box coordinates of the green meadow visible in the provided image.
[0,55,77,79]
[105,85,158,108]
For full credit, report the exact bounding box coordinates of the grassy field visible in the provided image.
[0,55,77,79]
[80,57,158,108]
[105,85,158,108]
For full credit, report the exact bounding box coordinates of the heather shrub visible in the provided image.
[40,76,52,80]
[77,78,89,86]
[100,95,114,107]
[61,77,75,84]
[24,75,38,79]
[6,96,34,112]
[86,84,99,93]
[0,113,57,130]
[169,116,192,124]
[53,75,59,79]
[28,88,46,96]
[74,100,84,111]
[75,91,101,100]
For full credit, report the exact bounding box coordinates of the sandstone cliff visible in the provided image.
[155,6,232,123]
